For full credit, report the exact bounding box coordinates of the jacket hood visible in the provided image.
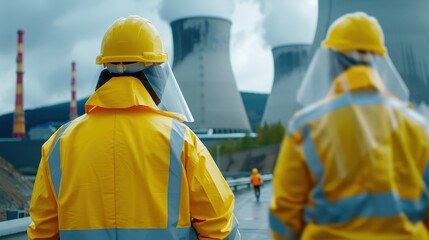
[85,76,184,121]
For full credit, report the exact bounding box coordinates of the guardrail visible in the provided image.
[0,217,30,239]
[0,174,273,239]
[227,174,272,192]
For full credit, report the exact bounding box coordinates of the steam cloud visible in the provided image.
[260,0,318,47]
[159,0,235,22]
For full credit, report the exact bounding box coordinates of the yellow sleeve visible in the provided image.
[185,134,238,240]
[27,131,60,240]
[269,132,311,240]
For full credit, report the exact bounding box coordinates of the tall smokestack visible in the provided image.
[261,44,311,126]
[13,30,25,138]
[171,17,251,132]
[313,0,429,106]
[70,61,77,120]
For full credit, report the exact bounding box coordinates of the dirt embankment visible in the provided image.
[0,156,33,221]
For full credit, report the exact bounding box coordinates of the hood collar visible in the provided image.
[85,76,184,121]
[329,65,387,95]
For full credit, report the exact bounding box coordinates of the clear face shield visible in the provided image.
[143,62,194,122]
[297,48,409,106]
[107,62,194,122]
[296,48,411,178]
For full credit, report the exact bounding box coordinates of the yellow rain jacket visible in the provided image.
[28,76,238,240]
[269,66,429,240]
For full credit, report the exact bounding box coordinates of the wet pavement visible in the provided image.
[234,182,272,240]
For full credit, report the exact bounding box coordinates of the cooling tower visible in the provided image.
[261,44,311,126]
[171,17,251,132]
[314,0,429,105]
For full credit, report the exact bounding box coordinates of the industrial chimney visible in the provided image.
[313,0,429,106]
[13,30,25,138]
[171,17,251,133]
[262,44,311,126]
[70,62,77,120]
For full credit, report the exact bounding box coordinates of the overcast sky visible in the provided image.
[0,0,317,115]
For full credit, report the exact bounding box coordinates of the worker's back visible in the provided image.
[290,92,429,239]
[59,108,188,232]
[28,77,237,240]
[250,173,263,187]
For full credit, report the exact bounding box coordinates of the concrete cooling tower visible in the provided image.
[261,44,311,126]
[314,0,429,106]
[171,17,251,133]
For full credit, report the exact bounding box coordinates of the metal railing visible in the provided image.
[227,174,272,192]
[0,217,31,239]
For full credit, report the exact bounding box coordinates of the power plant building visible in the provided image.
[170,17,251,133]
[314,0,429,106]
[262,44,311,126]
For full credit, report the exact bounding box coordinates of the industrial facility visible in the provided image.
[261,44,311,126]
[171,17,251,133]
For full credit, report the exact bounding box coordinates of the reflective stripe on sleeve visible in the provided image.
[269,212,300,240]
[48,121,72,199]
[423,161,429,187]
[224,215,240,240]
[168,119,186,227]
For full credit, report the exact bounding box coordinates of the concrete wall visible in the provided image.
[0,139,44,175]
[217,144,280,173]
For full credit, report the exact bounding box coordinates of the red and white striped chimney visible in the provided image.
[13,30,25,138]
[70,61,77,120]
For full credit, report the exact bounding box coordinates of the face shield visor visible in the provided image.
[296,48,413,178]
[106,62,194,122]
[297,47,409,106]
[143,62,194,122]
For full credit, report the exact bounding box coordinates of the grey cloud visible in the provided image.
[0,0,164,114]
[0,0,318,115]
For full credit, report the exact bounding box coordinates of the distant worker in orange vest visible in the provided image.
[250,168,264,202]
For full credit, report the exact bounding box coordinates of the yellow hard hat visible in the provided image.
[321,12,387,56]
[96,15,168,65]
[252,168,258,174]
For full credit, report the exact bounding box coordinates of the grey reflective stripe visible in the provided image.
[224,215,240,240]
[288,93,384,135]
[48,122,71,199]
[60,227,193,240]
[168,119,186,227]
[269,212,299,240]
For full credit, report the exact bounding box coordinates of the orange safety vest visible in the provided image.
[251,173,263,186]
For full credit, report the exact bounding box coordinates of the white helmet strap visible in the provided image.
[106,62,149,74]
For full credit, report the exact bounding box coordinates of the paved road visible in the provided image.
[234,182,272,240]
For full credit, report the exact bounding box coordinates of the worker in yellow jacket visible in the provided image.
[28,15,239,240]
[269,12,429,240]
